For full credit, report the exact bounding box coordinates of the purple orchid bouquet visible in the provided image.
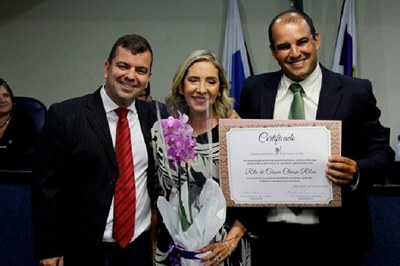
[161,112,198,231]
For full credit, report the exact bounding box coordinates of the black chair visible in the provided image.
[13,96,47,133]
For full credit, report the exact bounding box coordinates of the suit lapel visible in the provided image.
[316,66,343,120]
[261,72,281,119]
[136,101,152,144]
[259,67,343,120]
[86,89,118,170]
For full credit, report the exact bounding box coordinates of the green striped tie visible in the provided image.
[289,83,304,215]
[289,83,305,120]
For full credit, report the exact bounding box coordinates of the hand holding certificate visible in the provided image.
[219,119,342,207]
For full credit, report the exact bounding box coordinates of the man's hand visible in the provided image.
[325,155,358,185]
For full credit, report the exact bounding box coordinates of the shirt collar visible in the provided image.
[100,86,137,115]
[280,64,322,98]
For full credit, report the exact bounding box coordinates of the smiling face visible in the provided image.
[0,85,13,116]
[103,45,152,107]
[270,13,320,82]
[182,60,220,116]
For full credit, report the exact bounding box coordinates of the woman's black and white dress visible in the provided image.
[151,123,251,266]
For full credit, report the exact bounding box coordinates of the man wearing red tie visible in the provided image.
[32,34,166,266]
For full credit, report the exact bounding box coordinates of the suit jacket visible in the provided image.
[32,88,167,264]
[238,64,394,251]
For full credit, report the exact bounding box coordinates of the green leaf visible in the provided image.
[177,164,192,232]
[178,199,191,231]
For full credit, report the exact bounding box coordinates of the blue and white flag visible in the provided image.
[332,0,357,77]
[222,0,252,111]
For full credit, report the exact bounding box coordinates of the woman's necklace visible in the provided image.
[0,114,12,129]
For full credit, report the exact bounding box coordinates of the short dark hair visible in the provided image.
[107,34,153,68]
[268,10,317,49]
[144,83,151,96]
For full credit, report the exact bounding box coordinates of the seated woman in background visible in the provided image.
[0,78,38,169]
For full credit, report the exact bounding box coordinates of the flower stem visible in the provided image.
[178,163,191,231]
[186,162,193,223]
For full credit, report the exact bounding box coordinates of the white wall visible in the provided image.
[1,0,399,148]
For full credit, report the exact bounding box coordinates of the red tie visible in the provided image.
[113,108,136,248]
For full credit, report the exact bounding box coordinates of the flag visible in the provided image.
[332,0,357,77]
[222,0,252,111]
[290,0,304,11]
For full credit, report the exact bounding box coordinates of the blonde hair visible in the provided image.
[165,49,234,118]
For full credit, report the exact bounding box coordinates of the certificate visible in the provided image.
[219,119,342,207]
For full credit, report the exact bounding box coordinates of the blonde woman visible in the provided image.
[152,50,250,266]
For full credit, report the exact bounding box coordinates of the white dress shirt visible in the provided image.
[267,64,322,224]
[100,86,151,242]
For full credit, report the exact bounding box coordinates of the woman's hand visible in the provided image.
[199,239,233,266]
[39,256,64,266]
[199,220,246,265]
[227,109,240,119]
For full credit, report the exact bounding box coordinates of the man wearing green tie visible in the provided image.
[238,10,394,266]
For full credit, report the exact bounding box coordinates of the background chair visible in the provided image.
[13,96,47,133]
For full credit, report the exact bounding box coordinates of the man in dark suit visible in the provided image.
[32,34,166,266]
[238,10,394,266]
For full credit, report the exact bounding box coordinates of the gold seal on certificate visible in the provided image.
[219,119,342,207]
